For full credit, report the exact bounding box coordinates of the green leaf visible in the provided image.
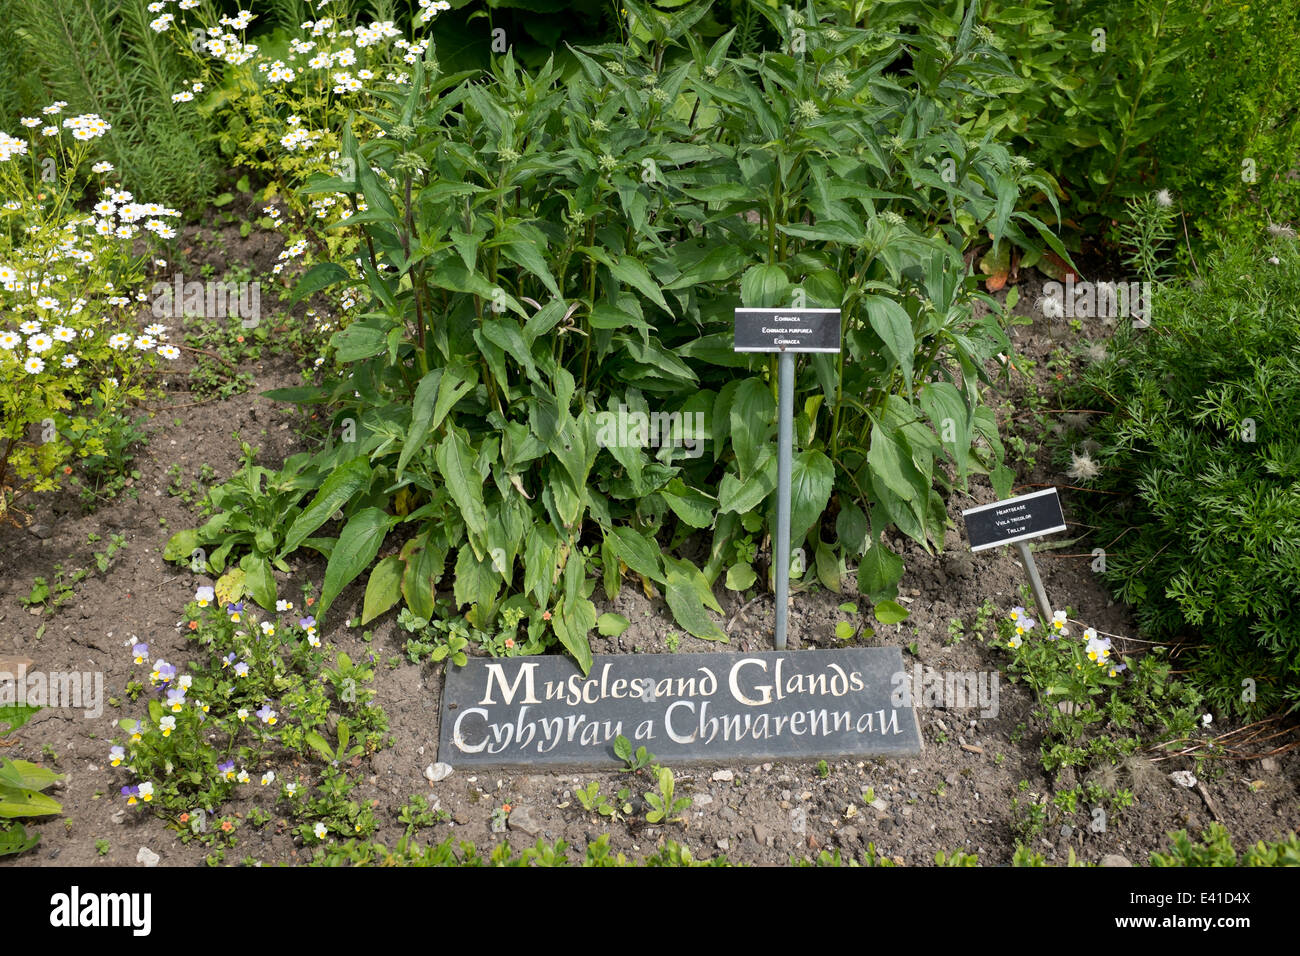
[873,600,910,625]
[287,262,350,307]
[362,555,405,624]
[281,456,372,557]
[863,296,915,393]
[718,449,777,513]
[454,544,500,611]
[665,572,727,641]
[730,378,774,479]
[239,553,277,610]
[433,363,478,433]
[401,532,444,621]
[604,526,662,582]
[614,735,632,762]
[597,613,630,637]
[0,759,61,791]
[725,562,756,591]
[918,381,973,478]
[498,237,562,299]
[318,507,393,622]
[0,706,40,737]
[395,369,442,481]
[163,528,200,564]
[869,424,919,502]
[858,544,904,602]
[659,478,715,529]
[835,501,869,556]
[0,785,62,818]
[789,450,834,546]
[481,317,540,384]
[331,319,390,363]
[553,592,597,675]
[435,431,488,544]
[739,264,790,307]
[304,731,335,763]
[834,621,855,641]
[609,256,670,314]
[815,540,841,592]
[0,821,39,856]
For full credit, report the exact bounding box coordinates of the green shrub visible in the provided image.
[6,0,219,209]
[1150,824,1300,867]
[1067,235,1300,715]
[174,0,1062,667]
[923,0,1300,249]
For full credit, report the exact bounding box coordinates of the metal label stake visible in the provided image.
[774,350,795,649]
[734,307,841,650]
[1013,539,1054,626]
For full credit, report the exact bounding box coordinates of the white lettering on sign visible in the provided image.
[448,656,906,756]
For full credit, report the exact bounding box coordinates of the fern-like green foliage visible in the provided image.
[1066,237,1300,716]
[5,0,217,209]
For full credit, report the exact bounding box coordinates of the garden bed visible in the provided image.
[4,254,1294,868]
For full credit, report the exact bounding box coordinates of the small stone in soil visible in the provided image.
[716,839,730,851]
[711,770,734,783]
[508,806,543,837]
[136,847,160,867]
[424,762,453,783]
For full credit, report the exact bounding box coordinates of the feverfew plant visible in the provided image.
[153,0,449,350]
[0,105,180,513]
